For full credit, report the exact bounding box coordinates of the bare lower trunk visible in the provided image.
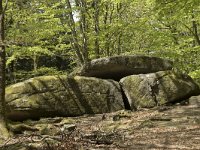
[94,0,100,58]
[0,0,9,143]
[78,0,89,64]
[66,0,84,65]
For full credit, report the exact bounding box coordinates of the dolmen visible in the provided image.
[6,55,200,121]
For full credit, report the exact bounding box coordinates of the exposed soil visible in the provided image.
[1,96,200,150]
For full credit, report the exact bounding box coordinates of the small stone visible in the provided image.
[61,124,76,132]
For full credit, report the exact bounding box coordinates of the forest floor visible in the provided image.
[1,96,200,150]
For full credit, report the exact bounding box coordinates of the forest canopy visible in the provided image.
[3,0,200,85]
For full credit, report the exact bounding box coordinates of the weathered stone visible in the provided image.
[0,121,10,144]
[9,124,39,134]
[120,71,200,109]
[6,75,124,121]
[188,95,200,107]
[74,55,173,80]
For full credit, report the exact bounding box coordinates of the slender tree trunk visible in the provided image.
[0,0,9,143]
[104,3,109,56]
[33,53,38,71]
[117,3,122,55]
[104,2,115,57]
[66,0,84,65]
[93,0,100,58]
[117,33,122,55]
[77,0,89,64]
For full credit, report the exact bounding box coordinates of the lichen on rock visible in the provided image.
[6,75,124,121]
[120,71,200,110]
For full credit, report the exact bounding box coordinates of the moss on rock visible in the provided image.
[6,75,124,121]
[120,71,200,110]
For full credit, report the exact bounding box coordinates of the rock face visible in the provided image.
[120,71,200,109]
[6,75,124,121]
[75,55,173,80]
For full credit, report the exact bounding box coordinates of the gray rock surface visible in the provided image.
[120,71,200,109]
[6,75,124,121]
[75,55,173,80]
[188,95,200,107]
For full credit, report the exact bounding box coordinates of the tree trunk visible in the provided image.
[93,0,100,58]
[117,33,122,55]
[117,3,122,55]
[104,2,114,57]
[66,0,84,65]
[77,0,89,64]
[0,0,9,143]
[33,54,38,71]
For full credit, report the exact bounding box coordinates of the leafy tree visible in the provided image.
[5,0,73,84]
[153,0,200,73]
[3,0,200,85]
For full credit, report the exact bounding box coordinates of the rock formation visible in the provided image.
[5,55,200,121]
[6,75,124,120]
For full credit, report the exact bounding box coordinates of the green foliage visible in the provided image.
[7,67,66,85]
[4,0,200,84]
[33,67,65,76]
[189,70,200,87]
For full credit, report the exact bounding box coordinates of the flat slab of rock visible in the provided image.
[120,71,200,109]
[75,55,173,80]
[6,75,124,121]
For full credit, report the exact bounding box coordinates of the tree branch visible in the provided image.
[3,0,8,15]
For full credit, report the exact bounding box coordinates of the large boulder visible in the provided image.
[74,55,173,80]
[6,75,124,121]
[120,71,200,110]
